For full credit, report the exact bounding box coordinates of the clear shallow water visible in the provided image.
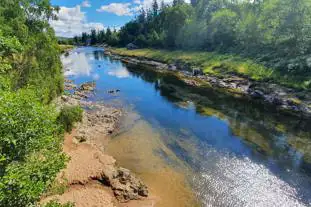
[63,47,311,207]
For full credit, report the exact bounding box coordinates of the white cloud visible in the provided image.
[81,0,91,8]
[133,0,141,4]
[137,0,190,10]
[97,3,133,16]
[96,0,190,18]
[50,5,104,37]
[107,66,130,78]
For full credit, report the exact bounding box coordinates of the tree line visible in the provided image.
[74,27,119,46]
[75,0,311,75]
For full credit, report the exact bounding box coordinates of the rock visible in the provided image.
[105,167,148,202]
[184,79,201,87]
[104,51,112,56]
[64,83,77,90]
[264,94,283,105]
[65,79,74,83]
[168,64,177,71]
[249,90,265,99]
[74,91,89,99]
[61,95,69,102]
[80,81,96,91]
[192,68,203,76]
[74,135,87,143]
[108,89,120,94]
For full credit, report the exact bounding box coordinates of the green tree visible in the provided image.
[152,0,159,17]
[208,8,238,49]
[90,29,97,45]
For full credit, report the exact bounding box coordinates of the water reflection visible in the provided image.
[125,64,311,206]
[62,51,92,76]
[63,48,311,207]
[125,65,311,169]
[107,63,130,79]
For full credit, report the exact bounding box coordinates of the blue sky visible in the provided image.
[50,0,152,37]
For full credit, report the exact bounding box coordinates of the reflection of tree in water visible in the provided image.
[126,63,311,172]
[93,50,106,60]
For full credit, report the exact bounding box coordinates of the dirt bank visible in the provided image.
[41,95,153,207]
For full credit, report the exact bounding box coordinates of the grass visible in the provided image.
[59,44,74,54]
[110,48,310,90]
[45,178,68,197]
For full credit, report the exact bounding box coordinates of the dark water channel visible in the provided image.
[62,47,311,207]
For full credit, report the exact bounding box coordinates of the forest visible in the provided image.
[74,0,311,85]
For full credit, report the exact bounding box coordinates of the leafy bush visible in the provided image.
[41,200,74,207]
[0,89,67,207]
[57,106,83,132]
[0,1,68,206]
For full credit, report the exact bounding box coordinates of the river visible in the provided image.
[62,47,311,207]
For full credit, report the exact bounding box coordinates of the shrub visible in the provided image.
[41,200,75,207]
[0,89,66,207]
[57,106,83,132]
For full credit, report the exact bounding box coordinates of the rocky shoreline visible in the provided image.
[107,49,311,119]
[41,81,150,207]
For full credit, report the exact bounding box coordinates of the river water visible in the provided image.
[63,47,311,207]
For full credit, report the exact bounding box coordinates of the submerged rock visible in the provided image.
[108,89,120,94]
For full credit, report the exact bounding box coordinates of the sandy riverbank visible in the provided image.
[40,94,155,207]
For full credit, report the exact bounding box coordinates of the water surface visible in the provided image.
[63,47,311,207]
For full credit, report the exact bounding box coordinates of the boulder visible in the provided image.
[103,167,148,202]
[168,64,177,71]
[80,81,96,91]
[192,68,203,76]
[249,90,265,99]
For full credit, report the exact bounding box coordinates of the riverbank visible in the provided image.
[107,48,311,118]
[41,72,200,206]
[40,83,153,206]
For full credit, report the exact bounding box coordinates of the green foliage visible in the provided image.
[57,106,83,132]
[58,37,74,45]
[0,89,67,207]
[0,0,63,103]
[73,27,119,46]
[45,178,68,197]
[41,200,74,207]
[59,44,74,54]
[110,48,311,90]
[74,0,311,88]
[208,9,238,48]
[0,1,68,206]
